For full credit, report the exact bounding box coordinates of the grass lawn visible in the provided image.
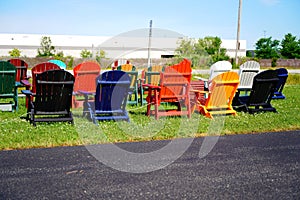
[1,80,300,150]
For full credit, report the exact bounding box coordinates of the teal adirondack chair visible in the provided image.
[0,61,18,111]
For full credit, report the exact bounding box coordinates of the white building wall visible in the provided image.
[0,33,246,58]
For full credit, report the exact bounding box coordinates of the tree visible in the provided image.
[37,36,56,57]
[96,50,106,63]
[9,48,21,57]
[280,33,300,59]
[175,36,229,68]
[254,37,280,59]
[195,36,229,63]
[175,38,195,56]
[80,49,92,58]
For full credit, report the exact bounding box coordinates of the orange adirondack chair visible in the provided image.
[117,63,135,71]
[192,71,239,118]
[7,58,30,88]
[143,59,192,119]
[21,62,61,108]
[72,61,101,108]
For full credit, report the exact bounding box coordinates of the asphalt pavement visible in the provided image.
[0,130,300,199]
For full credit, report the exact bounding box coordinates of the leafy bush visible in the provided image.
[8,48,21,57]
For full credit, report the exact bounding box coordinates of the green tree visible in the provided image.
[37,36,56,57]
[280,33,300,59]
[80,49,92,58]
[95,49,106,63]
[195,36,229,63]
[8,48,21,57]
[175,38,202,67]
[254,37,280,59]
[175,36,229,67]
[175,38,195,56]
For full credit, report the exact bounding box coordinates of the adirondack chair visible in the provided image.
[140,65,164,105]
[7,58,30,88]
[116,64,139,106]
[196,60,233,92]
[116,63,135,71]
[238,61,260,93]
[72,61,101,108]
[21,62,61,108]
[143,59,192,120]
[272,68,288,99]
[80,70,131,123]
[234,70,279,114]
[48,59,67,69]
[112,59,130,70]
[21,70,74,126]
[190,80,205,112]
[191,72,239,118]
[0,61,18,111]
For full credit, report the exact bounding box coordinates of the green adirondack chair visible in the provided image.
[0,61,18,111]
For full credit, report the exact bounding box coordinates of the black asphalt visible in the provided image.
[1,130,300,199]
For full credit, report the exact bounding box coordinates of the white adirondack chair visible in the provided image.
[238,61,260,90]
[196,60,233,90]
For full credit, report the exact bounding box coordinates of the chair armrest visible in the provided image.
[194,76,208,82]
[77,90,95,96]
[142,84,160,89]
[21,90,33,96]
[77,91,95,101]
[191,89,209,94]
[20,79,32,88]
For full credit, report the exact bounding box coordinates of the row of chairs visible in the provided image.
[0,58,289,126]
[191,60,288,118]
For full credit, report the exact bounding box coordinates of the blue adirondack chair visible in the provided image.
[80,70,131,124]
[272,68,288,99]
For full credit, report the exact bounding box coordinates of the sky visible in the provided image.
[0,0,299,49]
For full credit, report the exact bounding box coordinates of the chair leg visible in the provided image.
[155,103,159,120]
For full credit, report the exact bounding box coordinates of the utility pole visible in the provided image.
[235,0,242,66]
[147,20,153,67]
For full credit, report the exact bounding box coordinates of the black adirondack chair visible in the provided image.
[234,70,279,114]
[272,68,288,99]
[22,70,75,126]
[80,70,131,124]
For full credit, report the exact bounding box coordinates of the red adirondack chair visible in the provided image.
[21,62,61,107]
[7,58,30,88]
[143,59,192,119]
[72,61,101,108]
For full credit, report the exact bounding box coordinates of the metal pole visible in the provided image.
[147,20,152,67]
[235,0,242,66]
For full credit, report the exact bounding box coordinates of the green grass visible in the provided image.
[1,81,300,150]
